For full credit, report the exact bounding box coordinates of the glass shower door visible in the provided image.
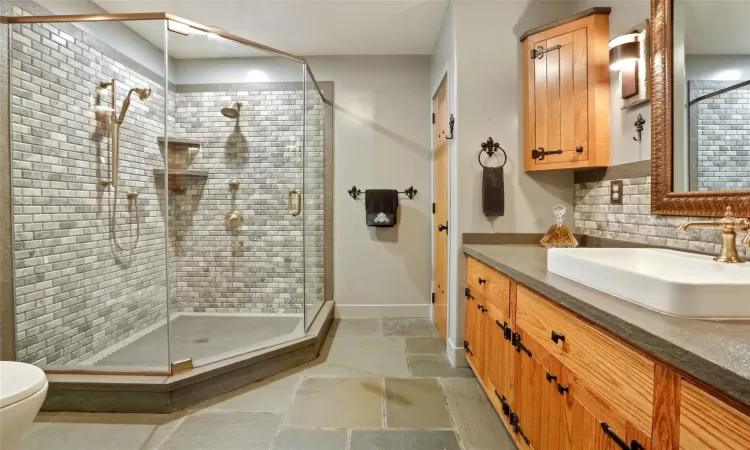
[303,67,327,330]
[165,25,307,369]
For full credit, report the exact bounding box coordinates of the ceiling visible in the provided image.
[82,0,450,59]
[680,1,750,55]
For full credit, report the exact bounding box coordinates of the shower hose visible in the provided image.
[111,183,140,251]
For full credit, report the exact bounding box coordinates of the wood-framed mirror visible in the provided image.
[651,0,750,217]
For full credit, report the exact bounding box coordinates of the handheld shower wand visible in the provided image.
[99,79,150,251]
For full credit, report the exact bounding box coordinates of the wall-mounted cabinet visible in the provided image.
[521,8,611,172]
[464,254,750,450]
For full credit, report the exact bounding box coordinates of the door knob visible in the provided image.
[437,222,448,233]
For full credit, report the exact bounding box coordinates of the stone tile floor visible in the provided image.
[19,319,515,450]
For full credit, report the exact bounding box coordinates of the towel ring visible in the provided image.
[478,137,507,169]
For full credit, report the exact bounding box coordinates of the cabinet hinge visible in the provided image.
[509,412,531,445]
[463,340,474,356]
[496,320,512,341]
[494,391,511,417]
[432,202,435,214]
[512,332,532,357]
[432,113,435,124]
[465,287,474,300]
[431,292,435,304]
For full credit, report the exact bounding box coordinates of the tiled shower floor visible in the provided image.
[93,315,302,368]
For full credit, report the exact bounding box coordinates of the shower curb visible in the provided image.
[40,301,334,414]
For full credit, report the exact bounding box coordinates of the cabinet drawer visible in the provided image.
[515,285,654,435]
[466,256,510,316]
[680,381,750,449]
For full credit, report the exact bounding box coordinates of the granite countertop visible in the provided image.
[463,244,750,409]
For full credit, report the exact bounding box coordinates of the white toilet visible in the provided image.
[0,362,48,450]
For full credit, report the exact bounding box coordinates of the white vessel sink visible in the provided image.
[547,248,750,319]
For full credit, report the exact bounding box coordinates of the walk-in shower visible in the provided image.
[98,79,152,250]
[3,9,332,388]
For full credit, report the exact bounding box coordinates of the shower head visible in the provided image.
[221,102,242,119]
[117,86,151,124]
[135,87,152,101]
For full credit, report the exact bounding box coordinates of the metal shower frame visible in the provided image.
[1,11,331,376]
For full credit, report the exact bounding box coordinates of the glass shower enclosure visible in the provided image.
[6,12,329,374]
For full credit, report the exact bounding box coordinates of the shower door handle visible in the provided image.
[288,189,302,217]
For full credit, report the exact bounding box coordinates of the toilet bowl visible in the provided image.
[0,362,48,450]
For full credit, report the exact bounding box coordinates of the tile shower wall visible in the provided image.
[10,11,172,365]
[170,84,324,313]
[689,80,750,191]
[574,176,748,258]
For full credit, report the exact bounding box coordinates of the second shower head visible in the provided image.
[221,102,242,119]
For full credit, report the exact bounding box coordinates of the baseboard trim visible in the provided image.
[447,337,468,367]
[334,304,430,318]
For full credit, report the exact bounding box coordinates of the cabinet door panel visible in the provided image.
[534,30,588,166]
[679,380,750,450]
[486,303,512,405]
[533,37,548,157]
[464,288,483,376]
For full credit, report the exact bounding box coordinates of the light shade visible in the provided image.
[609,33,640,71]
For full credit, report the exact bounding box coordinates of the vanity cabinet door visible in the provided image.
[485,302,514,409]
[522,11,610,172]
[679,380,750,450]
[464,287,485,377]
[529,30,589,168]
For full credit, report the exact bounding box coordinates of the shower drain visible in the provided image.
[193,337,210,344]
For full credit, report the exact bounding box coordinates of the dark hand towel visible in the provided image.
[482,166,505,217]
[365,189,399,227]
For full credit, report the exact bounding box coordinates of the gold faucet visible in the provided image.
[677,206,750,263]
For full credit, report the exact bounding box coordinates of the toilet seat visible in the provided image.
[0,362,47,408]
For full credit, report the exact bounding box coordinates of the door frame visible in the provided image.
[431,71,452,344]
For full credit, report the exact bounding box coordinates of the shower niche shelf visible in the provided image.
[157,136,202,147]
[154,168,208,192]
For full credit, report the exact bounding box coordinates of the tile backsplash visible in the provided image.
[574,175,748,258]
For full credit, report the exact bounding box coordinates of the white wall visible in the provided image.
[686,55,750,81]
[35,0,171,78]
[431,1,579,364]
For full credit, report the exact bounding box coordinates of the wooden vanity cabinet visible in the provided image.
[522,10,610,172]
[464,255,749,450]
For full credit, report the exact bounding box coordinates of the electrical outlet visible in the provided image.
[610,180,623,204]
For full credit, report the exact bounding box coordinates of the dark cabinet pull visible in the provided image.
[512,332,532,357]
[478,278,486,285]
[601,423,644,450]
[465,287,474,300]
[509,412,530,445]
[477,304,487,313]
[463,340,474,356]
[576,146,584,153]
[551,331,565,344]
[437,222,448,233]
[496,320,512,340]
[546,373,557,383]
[557,384,569,395]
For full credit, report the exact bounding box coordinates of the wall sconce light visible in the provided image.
[609,33,641,100]
[609,20,650,109]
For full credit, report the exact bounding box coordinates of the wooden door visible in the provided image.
[432,78,449,342]
[529,29,589,167]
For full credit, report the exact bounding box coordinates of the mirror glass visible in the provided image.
[672,0,750,192]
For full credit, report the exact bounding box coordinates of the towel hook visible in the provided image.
[478,137,507,169]
[633,114,646,142]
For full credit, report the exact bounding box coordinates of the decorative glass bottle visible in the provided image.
[540,204,579,248]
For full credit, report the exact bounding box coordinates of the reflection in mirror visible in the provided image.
[673,0,750,192]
